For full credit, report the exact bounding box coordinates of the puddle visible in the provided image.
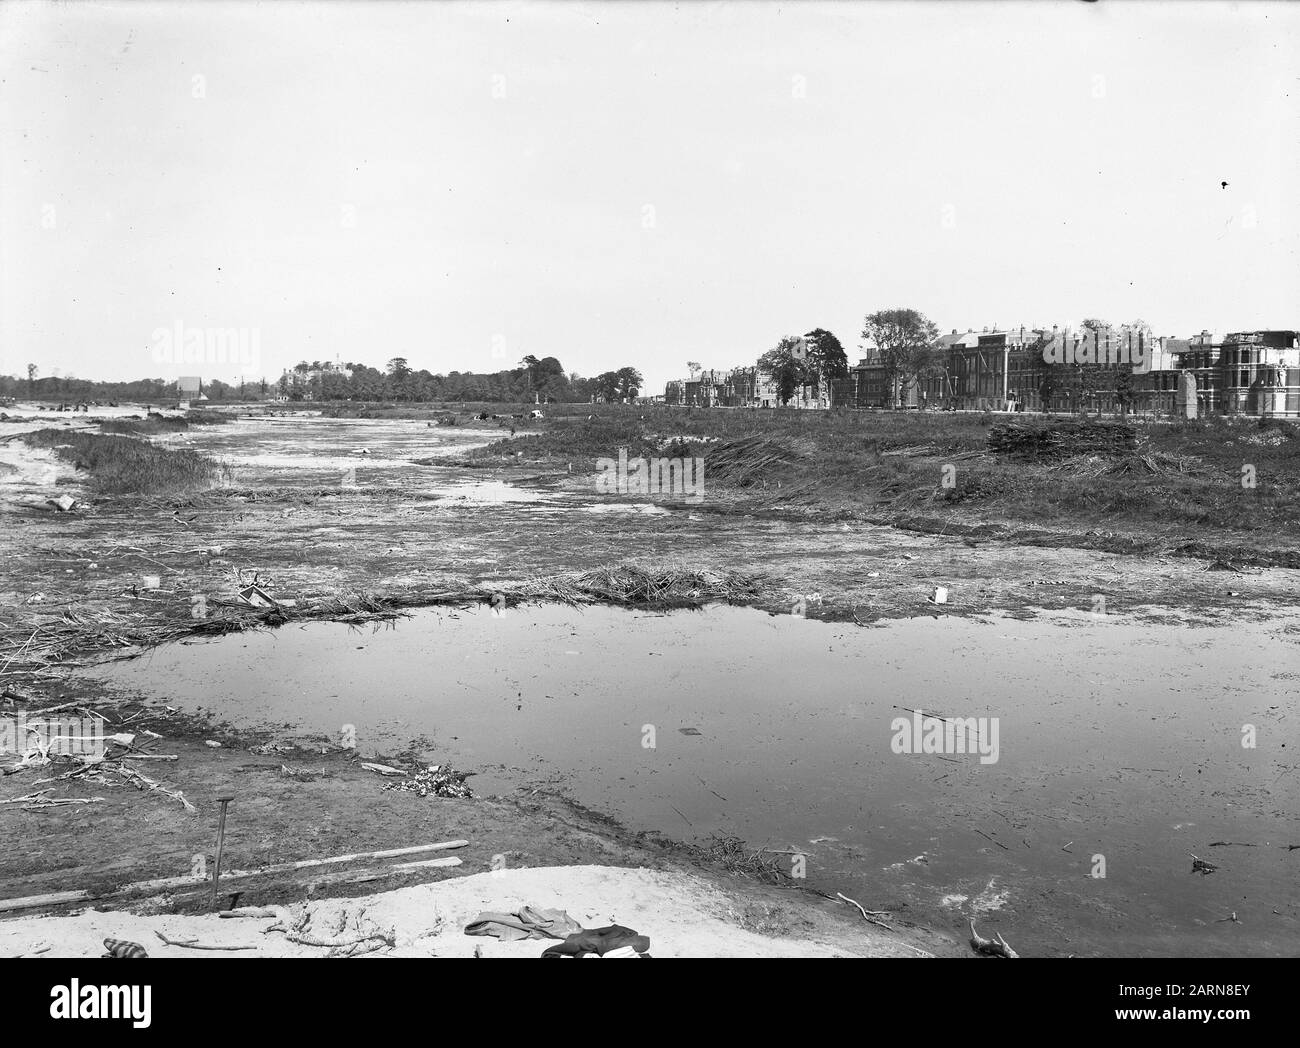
[419,480,555,505]
[581,502,671,515]
[180,417,499,481]
[93,604,1300,957]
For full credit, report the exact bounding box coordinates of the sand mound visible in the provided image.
[0,865,928,958]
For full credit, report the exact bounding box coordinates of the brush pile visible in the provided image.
[698,834,792,885]
[382,764,474,799]
[551,564,761,607]
[986,419,1137,459]
[702,435,808,486]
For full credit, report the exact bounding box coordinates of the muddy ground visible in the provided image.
[2,407,1297,957]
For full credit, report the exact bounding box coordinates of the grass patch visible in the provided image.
[98,410,232,436]
[98,416,189,436]
[470,405,1300,541]
[22,429,225,495]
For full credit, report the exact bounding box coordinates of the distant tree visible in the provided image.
[615,366,643,401]
[1077,320,1110,415]
[570,374,594,401]
[517,355,540,399]
[803,329,849,384]
[593,371,622,402]
[861,309,940,408]
[26,363,37,395]
[686,361,701,380]
[1115,365,1133,417]
[386,357,411,379]
[759,336,811,406]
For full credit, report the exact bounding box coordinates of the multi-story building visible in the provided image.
[665,343,832,409]
[666,326,1299,417]
[1167,330,1299,416]
[845,324,1297,417]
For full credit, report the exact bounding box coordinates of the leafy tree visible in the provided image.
[615,366,643,401]
[759,336,811,406]
[861,309,940,407]
[593,371,622,402]
[1115,365,1133,417]
[804,328,849,383]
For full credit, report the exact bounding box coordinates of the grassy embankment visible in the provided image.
[22,423,229,496]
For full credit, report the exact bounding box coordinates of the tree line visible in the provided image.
[759,312,944,407]
[3,357,644,405]
[281,356,642,403]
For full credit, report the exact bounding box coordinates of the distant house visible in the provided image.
[285,360,354,391]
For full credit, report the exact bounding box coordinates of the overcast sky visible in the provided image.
[1,0,1296,391]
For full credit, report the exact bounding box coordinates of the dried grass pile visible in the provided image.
[703,435,809,487]
[547,564,761,607]
[986,419,1137,459]
[698,834,791,885]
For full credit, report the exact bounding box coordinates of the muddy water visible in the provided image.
[94,605,1299,957]
[181,416,504,482]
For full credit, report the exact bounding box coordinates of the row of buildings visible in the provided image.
[665,356,832,411]
[664,326,1300,417]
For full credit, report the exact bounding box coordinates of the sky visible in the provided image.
[1,0,1297,393]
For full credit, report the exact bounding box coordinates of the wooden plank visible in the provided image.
[0,839,469,915]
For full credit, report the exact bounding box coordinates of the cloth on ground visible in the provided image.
[463,906,584,942]
[541,924,651,958]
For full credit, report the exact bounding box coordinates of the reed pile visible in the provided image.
[986,419,1137,458]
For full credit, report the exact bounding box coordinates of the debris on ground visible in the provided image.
[0,720,197,814]
[969,919,1019,958]
[360,762,406,777]
[462,906,649,958]
[267,904,395,957]
[381,764,474,798]
[248,741,293,755]
[464,907,583,942]
[101,937,148,958]
[235,583,296,609]
[1190,854,1219,876]
[542,924,651,958]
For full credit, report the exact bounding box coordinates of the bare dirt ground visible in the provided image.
[2,408,1296,957]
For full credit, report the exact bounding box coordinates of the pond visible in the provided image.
[94,603,1300,957]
